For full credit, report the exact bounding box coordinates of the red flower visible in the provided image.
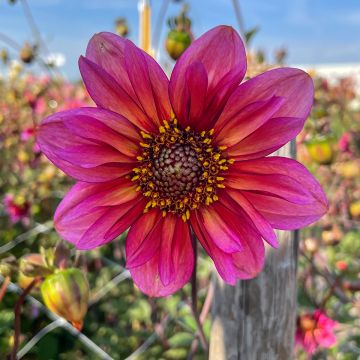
[296,310,337,354]
[37,26,327,296]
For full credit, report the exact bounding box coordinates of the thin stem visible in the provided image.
[231,0,246,41]
[20,0,49,54]
[0,32,22,51]
[190,232,209,353]
[153,0,171,59]
[0,276,10,302]
[11,278,39,360]
[187,281,214,359]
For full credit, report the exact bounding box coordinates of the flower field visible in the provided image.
[0,54,358,359]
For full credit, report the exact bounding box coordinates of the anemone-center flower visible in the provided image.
[37,26,328,297]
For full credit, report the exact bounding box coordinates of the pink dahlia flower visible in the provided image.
[37,26,328,296]
[3,194,30,225]
[296,310,337,354]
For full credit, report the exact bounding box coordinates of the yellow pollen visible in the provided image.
[132,119,233,219]
[141,131,152,139]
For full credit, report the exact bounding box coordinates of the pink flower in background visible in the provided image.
[37,26,328,296]
[21,127,36,141]
[338,132,351,153]
[296,310,337,354]
[3,194,30,225]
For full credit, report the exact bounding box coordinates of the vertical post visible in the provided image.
[209,143,299,360]
[138,0,152,54]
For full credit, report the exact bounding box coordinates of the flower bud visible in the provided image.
[115,17,129,37]
[305,137,334,165]
[0,255,17,278]
[303,237,319,254]
[165,30,192,60]
[41,268,90,330]
[19,43,36,64]
[349,200,360,219]
[19,253,52,278]
[1,49,9,64]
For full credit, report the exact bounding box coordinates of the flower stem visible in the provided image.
[11,278,39,360]
[0,276,10,302]
[190,232,209,353]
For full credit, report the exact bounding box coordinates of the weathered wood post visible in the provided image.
[209,143,298,360]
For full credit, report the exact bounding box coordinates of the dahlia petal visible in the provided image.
[79,56,156,132]
[62,109,141,157]
[226,169,313,205]
[200,206,243,253]
[159,215,177,286]
[128,214,194,297]
[191,202,265,284]
[84,32,171,129]
[191,216,238,285]
[54,180,143,249]
[169,25,246,130]
[125,210,162,268]
[222,67,313,158]
[230,67,314,119]
[237,157,328,229]
[37,108,137,182]
[56,144,132,168]
[86,32,137,98]
[227,116,304,160]
[224,190,278,248]
[175,61,208,128]
[214,95,285,147]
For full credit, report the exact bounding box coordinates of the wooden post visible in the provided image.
[209,143,299,360]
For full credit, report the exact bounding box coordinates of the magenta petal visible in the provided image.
[37,108,137,182]
[128,214,194,297]
[169,25,246,130]
[84,32,171,130]
[237,157,328,230]
[79,56,156,132]
[227,116,304,160]
[214,95,285,147]
[199,206,243,253]
[225,168,313,205]
[222,67,314,158]
[54,180,144,249]
[126,210,163,268]
[191,202,265,284]
[223,191,278,248]
[159,215,177,286]
[231,67,314,119]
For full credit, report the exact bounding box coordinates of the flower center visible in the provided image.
[132,119,233,221]
[299,317,317,332]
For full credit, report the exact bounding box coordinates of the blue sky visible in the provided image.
[0,0,359,80]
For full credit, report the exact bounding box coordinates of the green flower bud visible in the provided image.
[41,268,90,330]
[165,30,192,61]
